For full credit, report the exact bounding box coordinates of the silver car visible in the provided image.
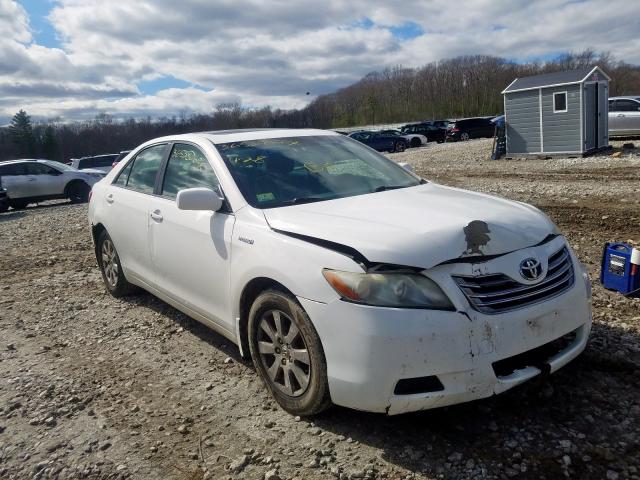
[0,159,103,210]
[609,96,640,137]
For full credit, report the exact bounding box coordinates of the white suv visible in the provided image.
[88,129,592,416]
[0,159,103,209]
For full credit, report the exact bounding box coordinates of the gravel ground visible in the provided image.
[1,139,639,480]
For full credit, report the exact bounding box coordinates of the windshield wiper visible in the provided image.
[372,185,409,192]
[283,196,326,205]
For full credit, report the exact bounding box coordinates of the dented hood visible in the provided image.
[263,183,557,269]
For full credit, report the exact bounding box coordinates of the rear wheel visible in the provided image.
[67,181,91,203]
[248,290,331,416]
[460,132,470,141]
[97,230,137,297]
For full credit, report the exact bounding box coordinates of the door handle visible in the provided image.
[617,114,625,117]
[105,193,114,204]
[150,210,163,222]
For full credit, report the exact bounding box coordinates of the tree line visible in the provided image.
[2,50,638,163]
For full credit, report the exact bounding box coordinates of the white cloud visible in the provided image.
[0,0,639,122]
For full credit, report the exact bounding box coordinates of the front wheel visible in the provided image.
[393,141,406,153]
[67,181,91,203]
[410,137,421,148]
[248,290,331,416]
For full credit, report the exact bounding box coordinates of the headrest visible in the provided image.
[264,152,294,174]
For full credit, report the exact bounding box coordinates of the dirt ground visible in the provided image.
[1,139,639,480]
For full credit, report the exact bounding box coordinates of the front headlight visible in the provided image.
[322,269,454,309]
[579,262,592,299]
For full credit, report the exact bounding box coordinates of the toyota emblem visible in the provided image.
[520,258,542,281]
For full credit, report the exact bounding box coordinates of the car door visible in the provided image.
[103,143,168,283]
[24,162,66,197]
[608,100,620,133]
[614,99,640,134]
[148,142,236,330]
[368,133,387,151]
[0,163,29,198]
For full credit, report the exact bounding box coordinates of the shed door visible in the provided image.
[598,82,608,147]
[584,83,597,151]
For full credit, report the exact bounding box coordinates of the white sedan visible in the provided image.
[88,129,592,416]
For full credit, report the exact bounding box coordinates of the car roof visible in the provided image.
[609,96,640,100]
[149,128,338,145]
[0,159,52,165]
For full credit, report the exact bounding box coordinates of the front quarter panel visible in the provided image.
[229,206,361,321]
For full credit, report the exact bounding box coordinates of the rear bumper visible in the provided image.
[299,241,592,414]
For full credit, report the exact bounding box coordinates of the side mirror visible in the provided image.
[399,162,414,173]
[176,188,223,212]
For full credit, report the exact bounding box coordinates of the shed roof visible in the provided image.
[502,66,610,94]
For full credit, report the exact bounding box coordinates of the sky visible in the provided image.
[1,0,639,122]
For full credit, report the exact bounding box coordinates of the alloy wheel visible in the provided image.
[101,238,118,287]
[257,309,311,397]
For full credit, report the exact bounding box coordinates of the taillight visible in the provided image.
[451,127,459,132]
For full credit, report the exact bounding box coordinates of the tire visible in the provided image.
[67,181,91,204]
[410,137,421,148]
[9,199,28,210]
[0,201,8,213]
[393,141,406,153]
[248,290,331,416]
[460,132,470,141]
[96,230,137,297]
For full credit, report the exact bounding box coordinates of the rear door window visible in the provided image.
[116,144,166,194]
[161,144,220,199]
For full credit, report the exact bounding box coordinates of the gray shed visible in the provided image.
[502,66,610,155]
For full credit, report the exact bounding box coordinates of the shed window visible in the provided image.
[553,92,567,113]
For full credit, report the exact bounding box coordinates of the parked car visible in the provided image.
[400,123,447,143]
[348,131,407,152]
[71,154,119,173]
[111,150,132,168]
[0,159,103,209]
[609,96,640,137]
[379,129,427,148]
[446,117,496,141]
[89,129,592,416]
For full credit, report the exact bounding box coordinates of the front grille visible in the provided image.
[453,247,575,314]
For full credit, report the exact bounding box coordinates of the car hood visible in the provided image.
[262,183,557,269]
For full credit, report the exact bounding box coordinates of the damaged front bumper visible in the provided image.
[299,237,592,415]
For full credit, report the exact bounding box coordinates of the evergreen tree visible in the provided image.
[8,110,35,157]
[41,126,57,160]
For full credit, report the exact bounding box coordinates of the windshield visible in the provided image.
[214,135,422,209]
